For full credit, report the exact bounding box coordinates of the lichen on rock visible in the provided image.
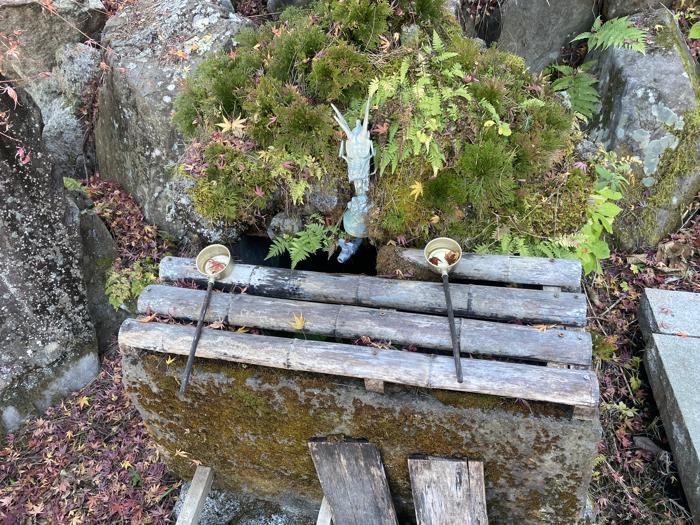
[590,9,700,250]
[0,83,99,434]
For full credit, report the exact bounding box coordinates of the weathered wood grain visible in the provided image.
[158,258,587,326]
[397,249,582,291]
[138,285,592,366]
[317,497,334,525]
[408,457,488,525]
[176,465,214,525]
[118,319,599,409]
[308,440,398,525]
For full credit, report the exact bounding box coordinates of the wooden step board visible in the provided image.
[309,440,398,525]
[121,254,597,418]
[159,257,586,326]
[408,457,488,525]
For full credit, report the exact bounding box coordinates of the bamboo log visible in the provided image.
[118,319,599,410]
[397,249,582,292]
[159,257,587,326]
[137,285,592,366]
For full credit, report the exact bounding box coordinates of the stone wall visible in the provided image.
[122,349,601,524]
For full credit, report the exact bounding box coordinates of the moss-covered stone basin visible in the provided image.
[122,349,600,524]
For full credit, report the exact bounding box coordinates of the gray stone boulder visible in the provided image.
[0,0,105,81]
[68,190,126,352]
[0,1,106,180]
[459,0,596,72]
[590,9,700,250]
[95,0,247,244]
[603,0,663,18]
[0,83,99,435]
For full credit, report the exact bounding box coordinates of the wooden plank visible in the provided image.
[176,465,214,525]
[408,457,488,525]
[158,258,587,326]
[397,249,582,292]
[308,440,398,525]
[138,285,592,366]
[317,497,334,525]
[118,319,599,409]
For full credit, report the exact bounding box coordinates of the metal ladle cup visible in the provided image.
[424,237,464,383]
[179,244,232,397]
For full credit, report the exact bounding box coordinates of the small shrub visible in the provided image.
[331,0,392,50]
[105,260,158,310]
[308,41,372,104]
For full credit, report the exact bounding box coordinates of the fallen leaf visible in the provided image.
[409,180,423,201]
[77,396,90,410]
[216,115,248,137]
[533,324,556,333]
[289,312,305,331]
[137,313,157,323]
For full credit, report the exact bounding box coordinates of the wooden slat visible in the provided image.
[118,319,599,410]
[408,457,488,525]
[308,440,398,525]
[138,285,592,366]
[397,249,582,291]
[176,465,214,525]
[158,257,587,326]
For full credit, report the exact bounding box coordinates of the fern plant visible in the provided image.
[572,16,647,54]
[266,216,339,269]
[550,64,599,120]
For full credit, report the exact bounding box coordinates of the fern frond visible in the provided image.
[551,66,600,120]
[573,16,646,54]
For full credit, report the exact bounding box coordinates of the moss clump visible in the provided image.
[174,0,590,251]
[125,350,596,524]
[308,41,372,104]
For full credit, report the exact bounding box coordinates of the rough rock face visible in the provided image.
[123,350,600,524]
[0,0,105,80]
[69,190,126,352]
[0,84,99,434]
[590,10,700,250]
[95,0,247,244]
[30,43,102,180]
[460,0,596,72]
[174,482,306,525]
[603,0,663,18]
[0,1,106,179]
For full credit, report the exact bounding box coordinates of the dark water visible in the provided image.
[231,235,377,275]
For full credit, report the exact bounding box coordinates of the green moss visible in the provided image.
[174,0,588,250]
[308,41,372,104]
[126,350,593,523]
[458,140,516,216]
[188,143,273,223]
[639,107,700,237]
[330,0,392,50]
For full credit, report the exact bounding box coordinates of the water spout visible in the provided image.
[337,237,363,263]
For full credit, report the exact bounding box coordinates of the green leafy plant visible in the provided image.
[575,186,622,274]
[573,16,647,54]
[690,22,700,39]
[63,177,87,195]
[266,216,339,268]
[105,260,158,310]
[550,64,599,120]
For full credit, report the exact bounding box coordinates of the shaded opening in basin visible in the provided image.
[230,234,378,275]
